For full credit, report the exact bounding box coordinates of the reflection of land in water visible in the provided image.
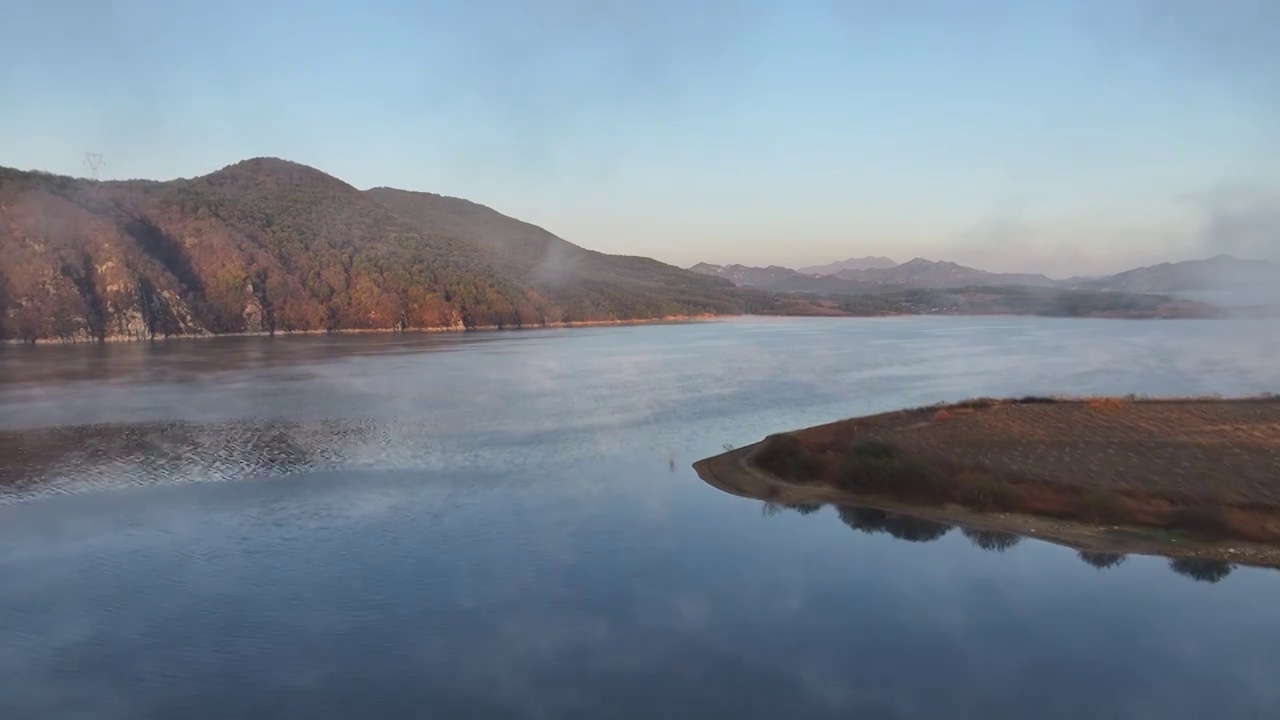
[1169,557,1234,583]
[762,501,1241,585]
[837,506,952,543]
[696,436,1277,574]
[1077,551,1126,569]
[960,527,1022,552]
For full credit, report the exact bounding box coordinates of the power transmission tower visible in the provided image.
[83,152,106,180]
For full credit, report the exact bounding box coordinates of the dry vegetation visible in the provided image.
[0,160,778,342]
[751,396,1280,545]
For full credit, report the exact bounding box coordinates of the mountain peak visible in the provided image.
[207,157,314,175]
[900,257,938,268]
[797,256,898,275]
[201,157,355,192]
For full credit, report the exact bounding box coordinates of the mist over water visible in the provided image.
[2,317,1280,719]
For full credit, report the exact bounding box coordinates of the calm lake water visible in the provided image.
[2,316,1280,719]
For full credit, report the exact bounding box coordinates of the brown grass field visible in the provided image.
[695,396,1280,566]
[794,397,1280,505]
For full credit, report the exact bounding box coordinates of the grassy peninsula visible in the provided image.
[694,396,1280,570]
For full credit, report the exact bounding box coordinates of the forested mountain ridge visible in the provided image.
[0,159,754,342]
[364,187,754,322]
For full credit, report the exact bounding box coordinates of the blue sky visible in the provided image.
[2,1,1278,274]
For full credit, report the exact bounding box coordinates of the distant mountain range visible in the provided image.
[686,263,801,289]
[1077,254,1280,294]
[690,254,1280,297]
[833,258,1059,288]
[690,257,1058,291]
[796,256,898,274]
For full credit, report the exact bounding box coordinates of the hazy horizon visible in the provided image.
[3,0,1278,275]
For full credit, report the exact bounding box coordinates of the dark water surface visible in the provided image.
[2,317,1279,719]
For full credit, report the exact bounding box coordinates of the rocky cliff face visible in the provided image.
[1,186,210,342]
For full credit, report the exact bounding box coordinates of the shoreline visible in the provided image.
[693,398,1280,570]
[694,442,1280,569]
[0,314,727,346]
[0,308,1227,346]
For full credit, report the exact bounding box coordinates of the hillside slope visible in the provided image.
[366,188,753,321]
[1077,254,1280,294]
[0,160,753,342]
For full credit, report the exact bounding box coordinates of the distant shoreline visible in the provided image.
[1,307,1226,346]
[0,314,726,346]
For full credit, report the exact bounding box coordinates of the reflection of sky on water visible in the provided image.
[3,470,1279,719]
[2,317,1280,718]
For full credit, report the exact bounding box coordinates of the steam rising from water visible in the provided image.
[1,317,1278,507]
